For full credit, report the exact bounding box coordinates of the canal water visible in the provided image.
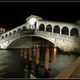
[0,49,24,78]
[0,49,79,78]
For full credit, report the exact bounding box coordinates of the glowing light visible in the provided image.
[29,18,37,25]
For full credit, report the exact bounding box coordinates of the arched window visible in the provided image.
[22,26,27,30]
[46,24,52,32]
[13,31,16,35]
[62,26,69,35]
[39,24,45,31]
[17,28,21,33]
[53,25,60,34]
[9,32,12,36]
[5,34,8,37]
[70,28,79,37]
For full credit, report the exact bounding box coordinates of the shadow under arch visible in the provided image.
[6,34,56,49]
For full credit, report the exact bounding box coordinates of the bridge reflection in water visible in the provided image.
[0,49,79,78]
[0,48,79,78]
[21,40,79,78]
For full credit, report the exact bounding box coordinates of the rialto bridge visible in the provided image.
[0,15,80,78]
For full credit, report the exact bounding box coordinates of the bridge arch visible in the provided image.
[61,26,69,35]
[53,25,60,34]
[39,24,45,31]
[70,28,79,37]
[6,33,56,49]
[46,24,52,32]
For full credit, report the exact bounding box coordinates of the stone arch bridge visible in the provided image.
[0,15,80,53]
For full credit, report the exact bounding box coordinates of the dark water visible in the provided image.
[0,49,24,78]
[0,49,79,79]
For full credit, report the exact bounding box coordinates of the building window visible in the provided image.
[53,25,60,34]
[62,26,69,35]
[39,24,45,31]
[46,24,52,32]
[70,28,79,37]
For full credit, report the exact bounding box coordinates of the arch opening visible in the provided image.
[54,25,60,34]
[62,26,69,35]
[46,24,52,32]
[9,32,12,36]
[39,24,45,31]
[22,26,27,30]
[13,31,16,35]
[70,28,79,37]
[5,34,8,37]
[1,36,4,39]
[17,28,21,33]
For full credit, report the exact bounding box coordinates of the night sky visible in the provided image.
[0,2,80,30]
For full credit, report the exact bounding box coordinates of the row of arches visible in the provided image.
[1,26,27,39]
[39,24,79,37]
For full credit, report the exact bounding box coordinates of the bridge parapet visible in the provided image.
[35,30,80,42]
[0,23,28,39]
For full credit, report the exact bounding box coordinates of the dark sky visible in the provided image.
[0,2,80,30]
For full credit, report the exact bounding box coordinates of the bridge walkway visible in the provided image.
[54,57,80,79]
[69,60,80,78]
